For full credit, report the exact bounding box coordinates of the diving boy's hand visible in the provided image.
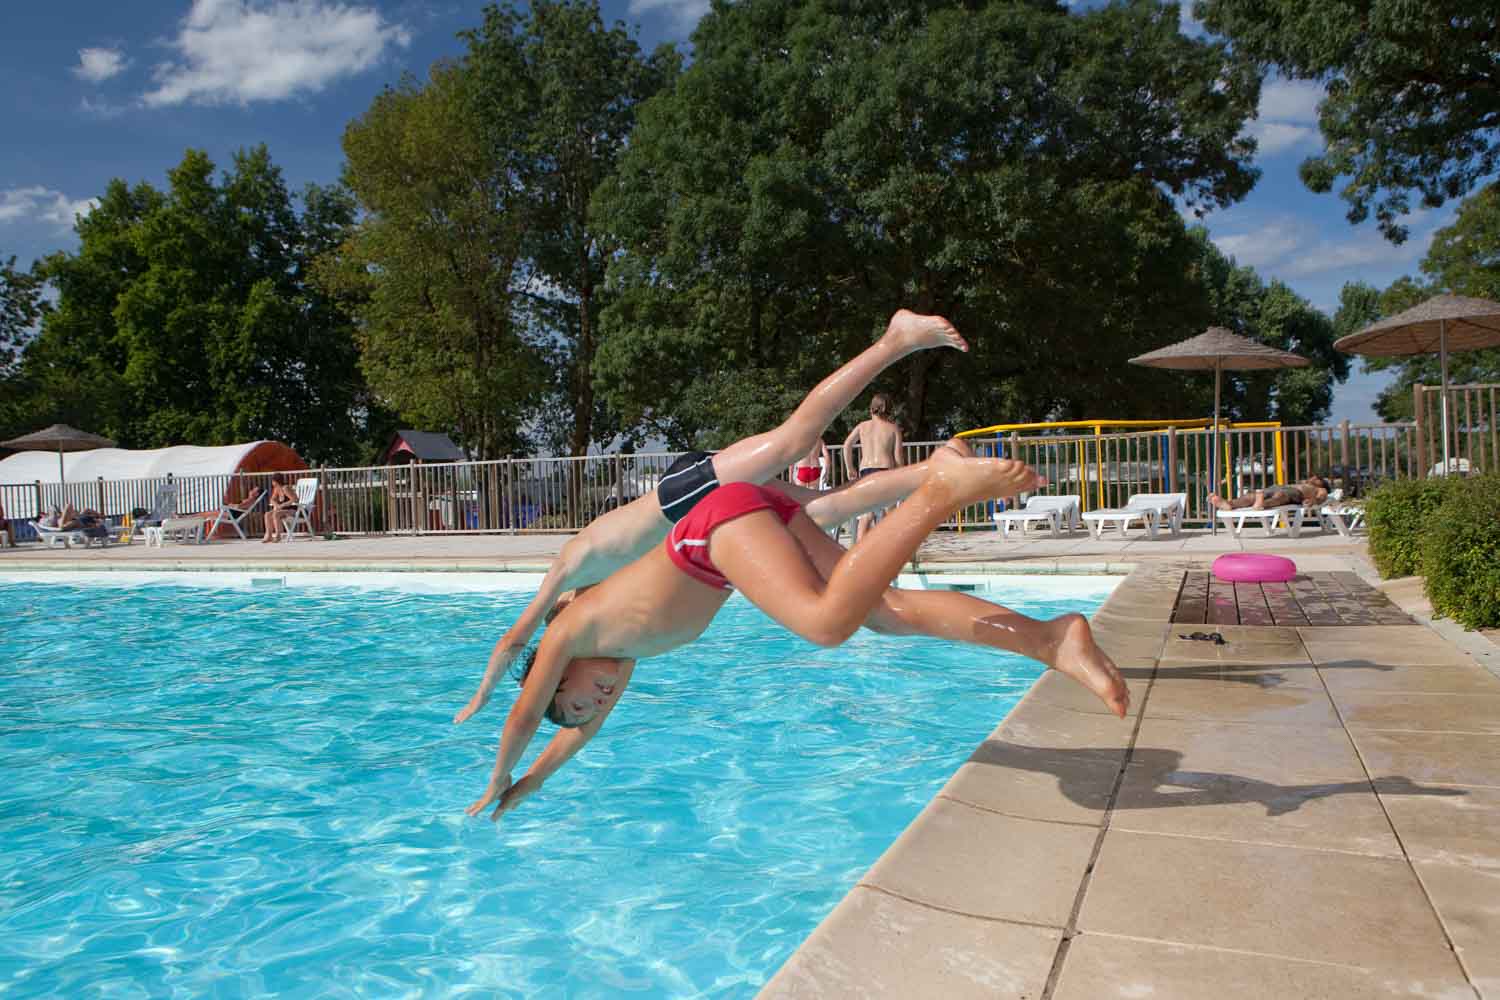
[465,768,512,817]
[493,774,543,820]
[454,644,522,724]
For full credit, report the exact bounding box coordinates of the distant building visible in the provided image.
[382,430,466,465]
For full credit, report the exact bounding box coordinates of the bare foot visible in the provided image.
[927,446,1043,506]
[882,308,969,357]
[1049,613,1130,719]
[1249,491,1266,511]
[1206,493,1229,511]
[938,436,975,459]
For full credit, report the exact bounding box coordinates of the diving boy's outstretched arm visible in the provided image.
[464,622,584,817]
[453,548,582,724]
[487,661,636,821]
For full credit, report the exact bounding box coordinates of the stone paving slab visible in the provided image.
[1412,862,1500,997]
[764,887,1062,1000]
[1142,676,1343,728]
[1079,832,1467,982]
[1351,731,1500,789]
[1338,692,1500,735]
[1052,934,1469,1000]
[859,797,1098,927]
[1381,785,1500,872]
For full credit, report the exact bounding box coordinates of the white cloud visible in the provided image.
[143,0,412,107]
[627,0,710,32]
[1245,121,1318,156]
[1211,211,1442,279]
[1258,78,1323,123]
[73,46,129,83]
[1242,77,1325,159]
[0,187,99,230]
[1212,219,1307,272]
[79,96,129,118]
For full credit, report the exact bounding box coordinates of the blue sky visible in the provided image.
[1,0,1446,425]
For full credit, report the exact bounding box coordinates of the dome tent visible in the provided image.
[0,441,305,520]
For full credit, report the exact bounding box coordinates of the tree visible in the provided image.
[465,0,678,455]
[0,254,51,440]
[16,149,376,462]
[1,255,46,379]
[1195,0,1500,243]
[594,0,1262,445]
[322,61,546,459]
[1346,183,1500,419]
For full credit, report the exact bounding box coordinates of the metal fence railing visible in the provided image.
[0,419,1455,545]
[1414,382,1498,476]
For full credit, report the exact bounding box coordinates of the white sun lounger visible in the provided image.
[1081,492,1187,540]
[280,478,320,541]
[34,521,111,549]
[1215,504,1306,537]
[1318,489,1366,537]
[993,495,1081,538]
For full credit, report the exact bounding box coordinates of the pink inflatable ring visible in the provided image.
[1212,552,1296,583]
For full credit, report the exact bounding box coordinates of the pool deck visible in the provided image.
[5,528,1499,998]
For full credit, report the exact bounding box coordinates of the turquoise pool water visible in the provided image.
[0,574,1114,998]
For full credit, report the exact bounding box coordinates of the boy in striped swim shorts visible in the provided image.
[465,449,1130,821]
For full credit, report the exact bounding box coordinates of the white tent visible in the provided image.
[0,441,304,519]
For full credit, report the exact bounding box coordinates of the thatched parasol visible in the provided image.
[0,424,116,496]
[1131,328,1310,531]
[1334,294,1500,475]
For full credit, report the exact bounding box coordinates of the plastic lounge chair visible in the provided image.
[1215,504,1306,538]
[280,478,319,541]
[35,516,111,549]
[1081,492,1187,540]
[993,494,1081,539]
[207,488,268,540]
[130,484,179,539]
[1318,489,1366,538]
[34,522,89,549]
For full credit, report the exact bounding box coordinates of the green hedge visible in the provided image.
[1419,475,1500,630]
[1365,478,1463,578]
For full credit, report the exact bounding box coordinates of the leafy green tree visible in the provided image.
[1351,184,1500,419]
[1194,0,1500,242]
[594,0,1261,444]
[0,254,52,440]
[1,254,47,378]
[465,0,678,455]
[322,61,546,459]
[17,149,374,462]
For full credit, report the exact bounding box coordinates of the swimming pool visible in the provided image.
[0,573,1117,998]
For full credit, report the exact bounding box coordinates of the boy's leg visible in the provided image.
[709,451,1039,647]
[780,511,1129,717]
[710,310,966,486]
[770,440,971,530]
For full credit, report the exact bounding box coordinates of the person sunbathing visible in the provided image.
[1207,475,1329,512]
[465,448,1131,820]
[453,309,970,726]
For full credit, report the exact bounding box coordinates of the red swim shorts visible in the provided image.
[665,482,803,590]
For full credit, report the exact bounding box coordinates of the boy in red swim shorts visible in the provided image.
[466,450,1132,821]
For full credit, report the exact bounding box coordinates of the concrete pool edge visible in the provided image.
[757,555,1498,1000]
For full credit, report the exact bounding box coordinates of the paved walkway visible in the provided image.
[761,560,1500,999]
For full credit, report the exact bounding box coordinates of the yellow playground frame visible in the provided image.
[955,418,1285,517]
